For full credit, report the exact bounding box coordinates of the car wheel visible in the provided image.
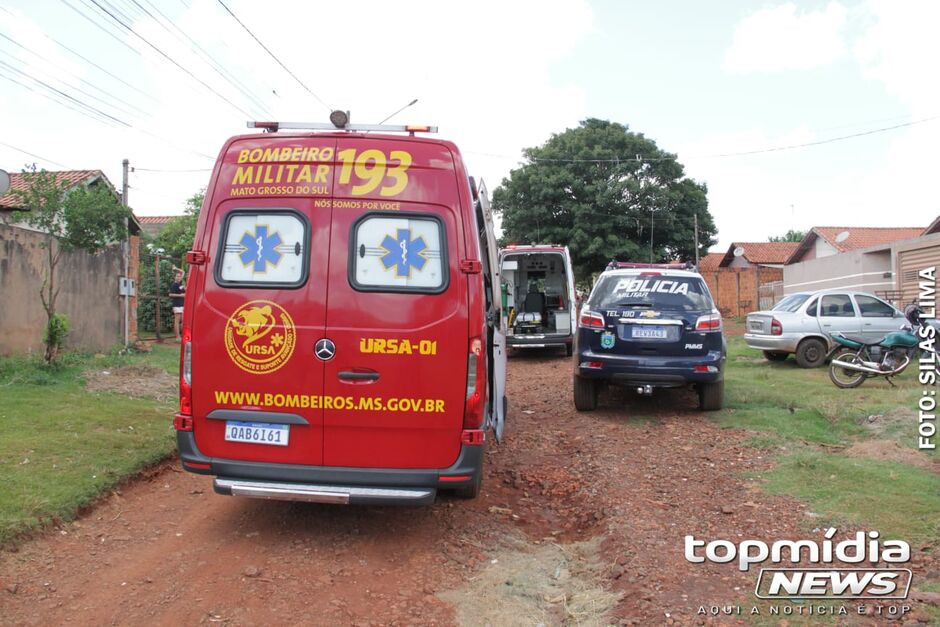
[698,380,724,411]
[795,338,827,368]
[565,342,573,357]
[763,351,788,362]
[573,375,598,411]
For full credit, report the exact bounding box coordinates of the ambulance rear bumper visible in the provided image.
[177,431,482,505]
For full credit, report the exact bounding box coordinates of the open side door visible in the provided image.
[474,179,507,442]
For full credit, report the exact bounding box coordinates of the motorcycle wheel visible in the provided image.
[828,348,867,389]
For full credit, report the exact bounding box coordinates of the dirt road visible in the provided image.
[0,352,910,625]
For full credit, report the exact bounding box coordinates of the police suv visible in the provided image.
[573,262,726,411]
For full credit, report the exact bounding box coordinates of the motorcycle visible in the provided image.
[828,305,938,389]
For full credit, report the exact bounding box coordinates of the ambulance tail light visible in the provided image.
[176,328,193,430]
[463,337,486,430]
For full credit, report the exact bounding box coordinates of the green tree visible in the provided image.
[11,165,131,362]
[153,189,203,261]
[137,189,203,335]
[493,119,716,279]
[768,229,806,243]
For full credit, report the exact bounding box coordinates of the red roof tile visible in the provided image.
[0,170,110,209]
[786,226,926,264]
[137,215,180,224]
[698,252,724,271]
[811,226,923,252]
[725,241,800,265]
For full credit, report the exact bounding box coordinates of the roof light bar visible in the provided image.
[606,261,694,271]
[247,121,438,134]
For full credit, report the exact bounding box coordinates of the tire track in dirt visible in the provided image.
[1,351,836,625]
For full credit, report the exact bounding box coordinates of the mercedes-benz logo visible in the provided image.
[314,339,336,361]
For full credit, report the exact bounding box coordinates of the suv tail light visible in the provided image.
[463,337,486,430]
[579,309,605,328]
[175,328,193,430]
[695,311,723,332]
[771,318,783,336]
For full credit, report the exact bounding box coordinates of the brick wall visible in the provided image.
[701,266,783,318]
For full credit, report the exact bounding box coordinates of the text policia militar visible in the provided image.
[917,266,937,450]
[684,529,910,572]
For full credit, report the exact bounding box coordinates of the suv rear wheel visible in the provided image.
[573,375,598,411]
[698,380,724,411]
[795,338,827,368]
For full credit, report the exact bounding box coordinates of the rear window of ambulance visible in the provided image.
[349,213,447,293]
[216,210,308,287]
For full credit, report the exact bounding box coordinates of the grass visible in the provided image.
[721,337,939,546]
[723,338,922,444]
[0,344,179,544]
[759,451,940,543]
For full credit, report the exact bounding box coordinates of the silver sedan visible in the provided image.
[744,290,905,368]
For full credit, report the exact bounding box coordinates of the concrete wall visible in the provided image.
[0,224,131,355]
[783,249,892,295]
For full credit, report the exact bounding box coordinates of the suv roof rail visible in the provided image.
[606,260,696,271]
[248,121,438,134]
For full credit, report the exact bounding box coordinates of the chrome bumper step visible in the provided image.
[214,478,435,505]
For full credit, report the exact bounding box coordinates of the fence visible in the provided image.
[758,281,784,311]
[137,246,184,342]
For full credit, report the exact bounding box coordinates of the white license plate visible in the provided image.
[633,326,668,339]
[225,421,290,446]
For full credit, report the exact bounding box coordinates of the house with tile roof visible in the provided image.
[719,241,800,269]
[0,169,141,234]
[0,169,142,354]
[697,252,724,272]
[783,223,939,306]
[138,215,179,238]
[785,226,924,265]
[697,243,798,316]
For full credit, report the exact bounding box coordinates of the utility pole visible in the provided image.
[649,208,654,263]
[122,159,130,349]
[694,213,700,267]
[122,159,129,205]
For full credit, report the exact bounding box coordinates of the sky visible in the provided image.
[0,0,937,251]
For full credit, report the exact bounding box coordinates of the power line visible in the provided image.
[468,114,940,164]
[702,115,940,157]
[27,26,158,103]
[62,0,143,58]
[84,0,254,118]
[0,37,150,118]
[0,59,131,126]
[0,140,71,168]
[0,62,215,161]
[134,166,212,172]
[128,0,273,118]
[0,68,123,128]
[215,0,331,112]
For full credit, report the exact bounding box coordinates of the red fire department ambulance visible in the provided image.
[174,117,506,505]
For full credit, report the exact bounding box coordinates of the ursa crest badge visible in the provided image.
[224,300,296,374]
[600,332,615,349]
